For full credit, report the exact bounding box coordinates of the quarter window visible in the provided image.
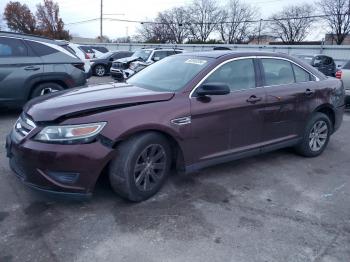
[26,41,59,56]
[0,37,28,57]
[292,64,311,82]
[261,59,294,86]
[204,59,256,91]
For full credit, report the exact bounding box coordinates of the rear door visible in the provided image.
[0,37,43,105]
[190,58,266,163]
[259,58,312,144]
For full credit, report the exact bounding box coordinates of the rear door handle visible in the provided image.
[246,95,262,104]
[305,89,315,96]
[24,66,40,71]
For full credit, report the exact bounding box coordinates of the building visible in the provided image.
[248,35,278,45]
[325,34,350,45]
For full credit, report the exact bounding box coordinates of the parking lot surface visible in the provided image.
[0,77,350,262]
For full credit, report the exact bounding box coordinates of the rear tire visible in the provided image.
[94,65,106,77]
[295,112,332,157]
[30,82,64,99]
[109,132,171,202]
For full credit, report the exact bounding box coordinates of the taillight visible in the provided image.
[336,70,342,79]
[73,63,85,72]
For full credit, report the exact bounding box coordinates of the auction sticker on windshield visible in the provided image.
[185,59,207,65]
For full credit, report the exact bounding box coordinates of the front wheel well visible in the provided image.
[115,130,185,172]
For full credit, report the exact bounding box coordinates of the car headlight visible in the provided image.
[35,122,106,144]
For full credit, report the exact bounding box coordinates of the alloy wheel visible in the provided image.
[133,144,167,192]
[309,120,328,152]
[40,87,60,96]
[95,65,105,76]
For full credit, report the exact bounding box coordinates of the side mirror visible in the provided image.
[196,83,230,97]
[109,57,114,61]
[152,56,160,62]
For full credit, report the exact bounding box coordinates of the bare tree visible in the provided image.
[36,0,70,40]
[319,0,350,45]
[137,17,173,43]
[3,1,36,33]
[187,0,222,42]
[218,0,258,44]
[159,7,190,44]
[269,4,315,43]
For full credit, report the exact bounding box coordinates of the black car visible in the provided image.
[91,51,133,77]
[0,31,86,108]
[296,54,336,77]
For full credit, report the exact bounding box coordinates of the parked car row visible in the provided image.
[110,48,184,81]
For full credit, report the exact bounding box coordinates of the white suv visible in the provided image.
[110,48,183,81]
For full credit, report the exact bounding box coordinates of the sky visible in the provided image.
[0,0,326,41]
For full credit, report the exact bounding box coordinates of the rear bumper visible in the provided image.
[6,131,114,198]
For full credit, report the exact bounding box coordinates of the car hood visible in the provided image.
[114,56,140,64]
[25,83,175,122]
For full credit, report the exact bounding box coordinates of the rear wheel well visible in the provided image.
[316,106,335,130]
[29,80,67,99]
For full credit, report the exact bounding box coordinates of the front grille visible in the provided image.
[112,62,127,70]
[14,114,36,138]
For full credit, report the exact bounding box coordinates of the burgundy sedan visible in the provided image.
[6,51,345,201]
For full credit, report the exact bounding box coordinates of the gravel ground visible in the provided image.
[0,79,349,262]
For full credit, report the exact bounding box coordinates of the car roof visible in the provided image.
[0,31,67,46]
[176,50,294,59]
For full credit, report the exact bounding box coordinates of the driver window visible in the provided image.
[203,59,256,92]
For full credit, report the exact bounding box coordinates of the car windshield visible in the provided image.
[132,49,152,61]
[127,56,212,92]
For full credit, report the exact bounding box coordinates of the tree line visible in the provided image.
[137,0,350,45]
[1,0,350,45]
[2,0,70,40]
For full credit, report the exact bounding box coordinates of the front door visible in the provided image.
[189,58,266,163]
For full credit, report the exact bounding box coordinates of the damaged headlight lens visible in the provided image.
[35,122,106,144]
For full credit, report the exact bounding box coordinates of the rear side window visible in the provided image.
[0,37,27,57]
[26,41,59,56]
[292,64,311,82]
[262,59,294,86]
[204,59,256,91]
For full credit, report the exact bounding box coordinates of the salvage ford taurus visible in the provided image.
[6,51,345,202]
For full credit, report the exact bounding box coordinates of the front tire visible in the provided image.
[109,132,171,202]
[295,112,332,157]
[94,65,106,77]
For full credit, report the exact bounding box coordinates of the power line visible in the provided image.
[66,13,347,26]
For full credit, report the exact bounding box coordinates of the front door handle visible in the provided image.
[305,89,315,96]
[24,66,40,71]
[246,95,262,104]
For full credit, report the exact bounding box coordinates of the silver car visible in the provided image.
[336,61,350,107]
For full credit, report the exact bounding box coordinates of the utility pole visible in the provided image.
[100,0,103,42]
[258,19,262,45]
